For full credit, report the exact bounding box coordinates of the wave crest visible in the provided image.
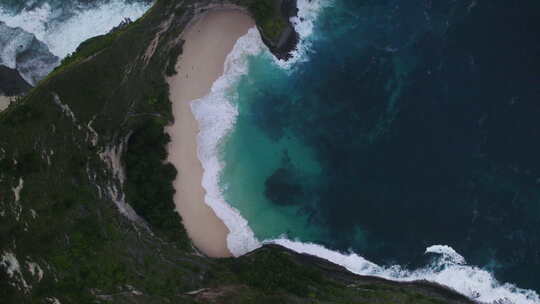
[186,1,540,303]
[0,0,150,58]
[0,21,58,85]
[191,28,266,257]
[275,0,332,69]
[269,238,539,304]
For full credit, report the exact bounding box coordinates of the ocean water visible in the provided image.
[194,0,540,303]
[0,0,151,84]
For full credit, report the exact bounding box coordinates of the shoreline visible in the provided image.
[166,9,255,258]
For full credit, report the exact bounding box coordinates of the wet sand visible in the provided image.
[166,9,254,257]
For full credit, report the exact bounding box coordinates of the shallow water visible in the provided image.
[209,0,540,302]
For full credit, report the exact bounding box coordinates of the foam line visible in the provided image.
[190,1,540,302]
[191,0,332,257]
[191,28,266,257]
[269,239,540,304]
[275,0,332,69]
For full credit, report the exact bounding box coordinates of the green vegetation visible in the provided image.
[232,250,328,296]
[213,247,463,304]
[246,0,288,40]
[56,20,138,72]
[60,34,116,67]
[16,151,41,175]
[0,100,41,125]
[124,118,189,248]
[166,42,183,76]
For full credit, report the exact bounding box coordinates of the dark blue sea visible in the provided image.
[197,0,540,302]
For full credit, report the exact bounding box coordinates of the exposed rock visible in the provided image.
[0,65,31,96]
[258,0,300,60]
[0,21,59,86]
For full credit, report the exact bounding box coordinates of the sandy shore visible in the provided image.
[166,9,254,258]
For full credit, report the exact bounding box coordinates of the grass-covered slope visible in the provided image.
[242,0,289,41]
[0,0,472,303]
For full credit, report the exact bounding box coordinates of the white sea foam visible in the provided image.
[0,24,34,69]
[0,1,150,58]
[190,0,331,256]
[0,20,59,85]
[191,0,334,257]
[269,238,540,304]
[191,28,266,257]
[132,0,539,302]
[275,0,332,69]
[425,244,466,265]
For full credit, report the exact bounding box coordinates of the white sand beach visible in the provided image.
[166,9,254,257]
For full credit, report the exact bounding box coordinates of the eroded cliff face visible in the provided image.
[0,21,60,87]
[0,65,31,96]
[0,1,472,303]
[257,0,300,60]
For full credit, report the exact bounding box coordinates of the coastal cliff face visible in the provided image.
[0,21,60,87]
[251,0,299,60]
[0,1,472,303]
[0,65,31,96]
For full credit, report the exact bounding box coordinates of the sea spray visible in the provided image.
[270,239,540,304]
[0,0,151,58]
[0,0,150,85]
[275,0,332,69]
[191,1,540,303]
[0,21,59,85]
[191,28,266,257]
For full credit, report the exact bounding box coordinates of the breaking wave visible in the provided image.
[275,0,331,69]
[191,0,332,257]
[0,21,58,85]
[0,0,151,85]
[270,239,540,304]
[191,27,264,257]
[189,1,540,303]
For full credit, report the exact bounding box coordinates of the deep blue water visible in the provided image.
[222,0,540,294]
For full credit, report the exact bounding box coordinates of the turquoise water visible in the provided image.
[221,53,325,242]
[216,0,540,301]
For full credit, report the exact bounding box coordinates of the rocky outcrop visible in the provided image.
[0,65,31,96]
[258,0,300,60]
[0,21,59,86]
[258,245,473,303]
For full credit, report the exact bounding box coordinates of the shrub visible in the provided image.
[124,119,189,247]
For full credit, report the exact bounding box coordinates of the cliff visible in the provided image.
[0,0,472,303]
[0,65,31,96]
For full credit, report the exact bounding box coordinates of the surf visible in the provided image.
[190,1,540,303]
[0,0,151,84]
